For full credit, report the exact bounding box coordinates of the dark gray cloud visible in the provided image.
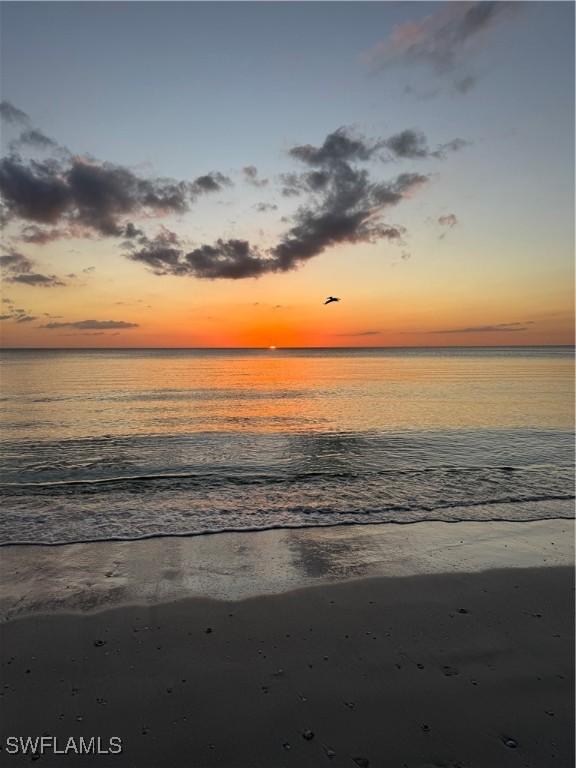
[289,129,379,166]
[190,172,232,195]
[129,235,268,279]
[41,319,139,330]
[14,314,37,323]
[0,101,30,125]
[386,130,430,159]
[385,130,468,160]
[0,155,231,235]
[8,273,65,287]
[0,107,232,237]
[181,240,268,280]
[2,112,460,282]
[285,128,466,171]
[281,170,331,197]
[128,127,427,279]
[368,2,517,75]
[428,321,535,334]
[0,249,66,287]
[243,166,268,187]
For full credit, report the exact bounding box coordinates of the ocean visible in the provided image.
[0,347,573,546]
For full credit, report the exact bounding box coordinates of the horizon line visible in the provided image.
[1,344,574,351]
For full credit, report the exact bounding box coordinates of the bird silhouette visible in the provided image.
[324,296,340,305]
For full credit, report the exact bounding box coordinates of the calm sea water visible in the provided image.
[0,347,573,545]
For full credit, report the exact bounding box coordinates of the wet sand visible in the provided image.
[0,509,572,618]
[0,520,574,767]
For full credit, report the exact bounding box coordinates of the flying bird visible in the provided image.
[324,296,340,305]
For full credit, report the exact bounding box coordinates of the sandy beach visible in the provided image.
[0,518,573,767]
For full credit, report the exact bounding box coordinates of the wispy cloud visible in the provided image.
[438,212,458,238]
[0,101,30,125]
[243,166,268,188]
[40,319,139,330]
[0,250,66,287]
[334,330,382,337]
[255,202,278,213]
[426,321,535,334]
[366,2,518,92]
[0,300,38,324]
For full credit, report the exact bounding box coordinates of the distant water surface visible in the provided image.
[0,347,573,545]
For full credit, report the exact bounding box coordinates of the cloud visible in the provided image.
[243,166,268,187]
[428,321,535,334]
[127,127,429,279]
[129,236,268,279]
[385,130,468,160]
[60,331,120,337]
[334,330,382,337]
[40,319,139,330]
[367,2,517,76]
[453,75,477,94]
[438,213,458,228]
[19,225,70,244]
[8,273,65,287]
[0,101,30,125]
[12,129,59,151]
[0,249,66,287]
[0,108,232,237]
[437,212,459,239]
[0,301,38,323]
[255,202,278,212]
[190,172,232,195]
[0,250,33,272]
[282,128,466,177]
[289,130,379,166]
[17,223,95,244]
[0,154,230,235]
[2,112,461,281]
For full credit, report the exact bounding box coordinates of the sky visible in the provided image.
[0,1,574,348]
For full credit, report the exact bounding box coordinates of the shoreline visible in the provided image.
[1,516,573,620]
[0,496,573,550]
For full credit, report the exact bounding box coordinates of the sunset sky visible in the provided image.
[0,1,573,348]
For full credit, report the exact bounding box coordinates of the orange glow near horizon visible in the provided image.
[0,237,574,348]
